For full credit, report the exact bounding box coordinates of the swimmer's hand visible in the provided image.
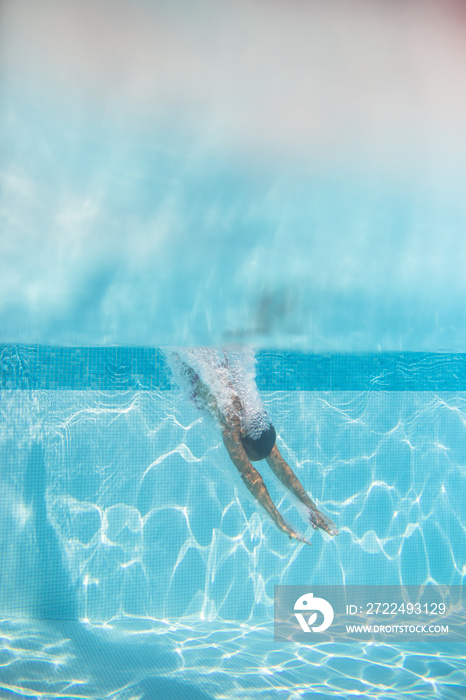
[307,506,339,536]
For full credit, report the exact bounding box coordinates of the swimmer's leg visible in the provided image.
[266,445,338,536]
[240,468,312,546]
[222,431,311,545]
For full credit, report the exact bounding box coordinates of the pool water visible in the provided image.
[2,2,466,695]
[0,346,464,699]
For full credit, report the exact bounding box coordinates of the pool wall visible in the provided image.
[1,347,464,625]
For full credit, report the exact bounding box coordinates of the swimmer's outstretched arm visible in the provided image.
[221,428,312,546]
[266,444,338,537]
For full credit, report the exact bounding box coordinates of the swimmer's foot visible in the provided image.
[286,527,312,547]
[273,513,312,546]
[307,507,339,536]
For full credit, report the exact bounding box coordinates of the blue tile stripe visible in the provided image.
[255,351,466,391]
[0,345,170,390]
[1,346,466,391]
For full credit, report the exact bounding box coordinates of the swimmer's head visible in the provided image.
[241,424,276,461]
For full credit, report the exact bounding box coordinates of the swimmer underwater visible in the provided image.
[169,349,338,546]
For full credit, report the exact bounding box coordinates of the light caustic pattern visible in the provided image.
[0,389,465,698]
[1,616,465,700]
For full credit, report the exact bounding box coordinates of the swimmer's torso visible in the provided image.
[186,365,244,435]
[169,348,266,439]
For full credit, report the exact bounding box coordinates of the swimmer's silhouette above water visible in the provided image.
[169,349,338,546]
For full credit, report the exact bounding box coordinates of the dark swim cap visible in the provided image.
[241,424,276,461]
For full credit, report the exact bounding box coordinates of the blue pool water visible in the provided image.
[2,1,466,696]
[0,347,465,699]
